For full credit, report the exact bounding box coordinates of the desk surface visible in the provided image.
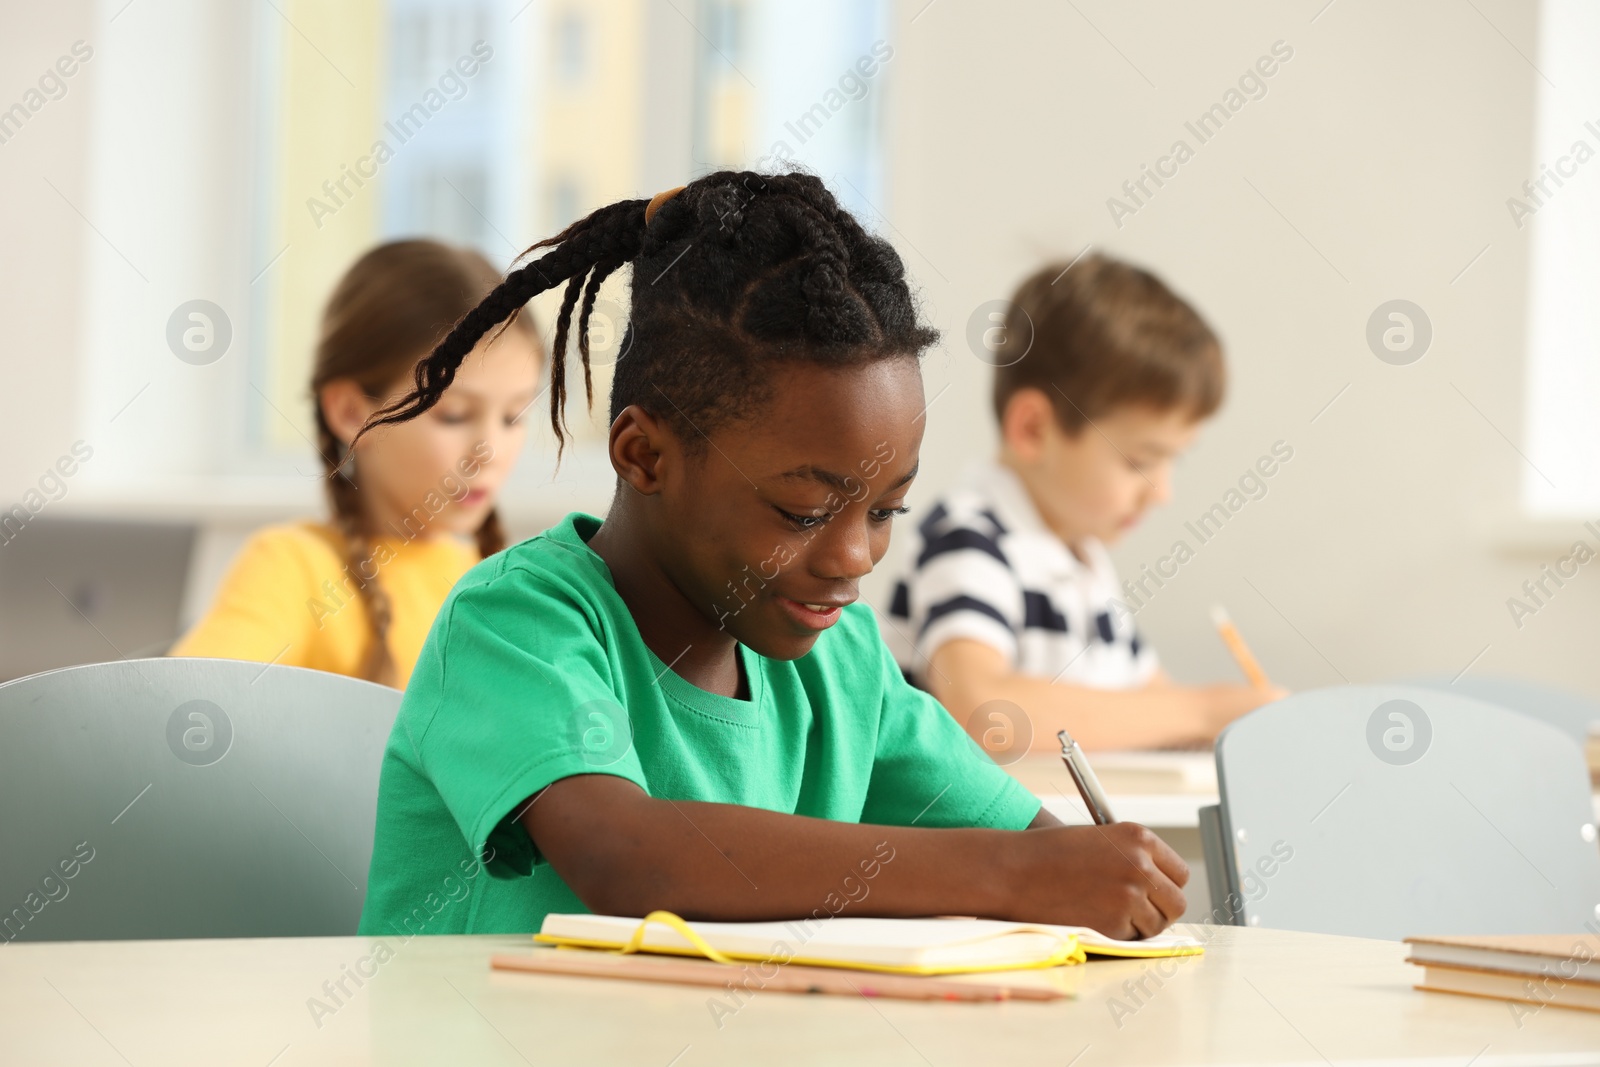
[4,927,1598,1066]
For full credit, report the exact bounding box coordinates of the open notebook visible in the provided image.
[536,911,1204,976]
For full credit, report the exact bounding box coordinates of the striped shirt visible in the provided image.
[881,461,1157,690]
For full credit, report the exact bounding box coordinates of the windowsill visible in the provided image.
[44,433,620,532]
[51,466,616,535]
[1490,513,1600,557]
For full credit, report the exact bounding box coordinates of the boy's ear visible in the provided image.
[999,387,1062,462]
[608,404,671,495]
[320,379,378,449]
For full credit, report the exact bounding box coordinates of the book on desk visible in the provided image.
[491,911,1205,1003]
[1408,934,1600,1014]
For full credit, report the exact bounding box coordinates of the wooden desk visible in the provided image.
[4,927,1597,1065]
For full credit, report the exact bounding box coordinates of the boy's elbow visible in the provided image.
[565,857,685,918]
[523,778,685,917]
[567,877,640,917]
[538,837,635,914]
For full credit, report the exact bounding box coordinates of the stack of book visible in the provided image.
[1407,934,1600,1013]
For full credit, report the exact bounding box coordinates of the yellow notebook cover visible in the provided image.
[535,911,1204,977]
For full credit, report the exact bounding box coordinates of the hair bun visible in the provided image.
[696,184,749,239]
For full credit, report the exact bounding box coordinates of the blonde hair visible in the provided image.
[311,239,537,685]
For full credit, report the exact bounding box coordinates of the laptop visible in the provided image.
[0,516,196,682]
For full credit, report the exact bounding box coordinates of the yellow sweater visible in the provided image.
[170,522,478,688]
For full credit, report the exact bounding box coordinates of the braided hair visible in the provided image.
[314,239,536,685]
[361,171,939,458]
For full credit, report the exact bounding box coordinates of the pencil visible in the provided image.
[1211,605,1271,690]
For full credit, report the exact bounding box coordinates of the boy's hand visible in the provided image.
[1007,822,1188,939]
[1200,683,1289,733]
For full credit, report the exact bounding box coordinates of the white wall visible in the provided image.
[879,0,1597,696]
[0,4,95,503]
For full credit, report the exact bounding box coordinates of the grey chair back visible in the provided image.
[1199,685,1600,940]
[1406,673,1600,748]
[0,658,401,941]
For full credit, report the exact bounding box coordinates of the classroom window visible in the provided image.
[688,0,890,223]
[552,8,587,87]
[379,0,506,249]
[74,0,893,490]
[248,0,889,467]
[250,0,526,458]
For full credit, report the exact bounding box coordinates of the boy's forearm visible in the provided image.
[522,774,1017,922]
[523,773,1190,937]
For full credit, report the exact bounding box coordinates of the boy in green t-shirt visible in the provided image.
[358,173,1187,940]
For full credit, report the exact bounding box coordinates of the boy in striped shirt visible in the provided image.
[883,255,1284,750]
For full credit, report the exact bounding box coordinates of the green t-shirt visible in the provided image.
[358,512,1040,936]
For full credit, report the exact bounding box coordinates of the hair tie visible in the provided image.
[644,186,686,225]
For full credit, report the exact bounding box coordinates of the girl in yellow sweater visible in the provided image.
[172,240,543,686]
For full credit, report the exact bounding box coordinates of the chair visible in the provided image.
[1198,685,1600,939]
[0,658,401,941]
[1405,673,1600,748]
